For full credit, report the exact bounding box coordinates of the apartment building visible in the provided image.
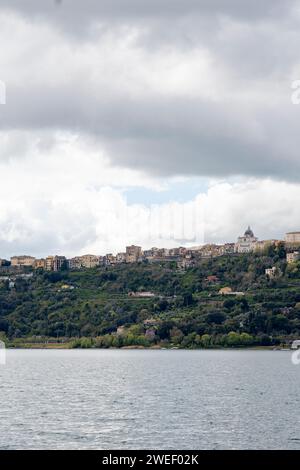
[45,256,66,271]
[116,252,126,263]
[68,257,82,270]
[79,255,100,268]
[34,259,46,269]
[126,245,142,263]
[286,232,300,245]
[10,256,36,267]
[104,254,117,266]
[143,249,154,259]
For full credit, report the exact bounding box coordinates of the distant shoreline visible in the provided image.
[6,344,279,351]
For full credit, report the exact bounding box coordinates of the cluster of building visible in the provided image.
[2,228,300,272]
[284,232,300,266]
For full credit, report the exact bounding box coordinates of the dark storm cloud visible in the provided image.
[2,86,299,180]
[0,0,291,23]
[0,1,295,45]
[0,0,299,180]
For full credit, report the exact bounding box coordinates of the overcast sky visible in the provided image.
[0,0,300,258]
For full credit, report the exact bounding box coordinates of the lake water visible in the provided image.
[0,349,299,449]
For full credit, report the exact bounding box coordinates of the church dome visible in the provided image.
[244,226,254,237]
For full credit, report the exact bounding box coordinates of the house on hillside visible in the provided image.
[219,287,233,295]
[265,267,282,278]
[128,291,156,298]
[206,275,219,283]
[219,287,245,296]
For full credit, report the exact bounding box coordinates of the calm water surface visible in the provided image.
[0,349,299,449]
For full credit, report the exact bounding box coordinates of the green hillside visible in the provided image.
[1,245,300,348]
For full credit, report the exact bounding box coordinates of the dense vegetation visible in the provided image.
[1,244,300,348]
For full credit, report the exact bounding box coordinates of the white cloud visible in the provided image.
[201,179,300,243]
[0,151,299,258]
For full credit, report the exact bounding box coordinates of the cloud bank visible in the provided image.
[0,1,299,179]
[0,1,299,256]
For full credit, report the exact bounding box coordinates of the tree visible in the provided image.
[240,332,254,346]
[182,292,195,307]
[201,334,212,348]
[206,312,226,325]
[226,331,241,347]
[170,327,184,345]
[258,334,272,346]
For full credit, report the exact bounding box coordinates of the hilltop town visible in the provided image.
[1,227,300,273]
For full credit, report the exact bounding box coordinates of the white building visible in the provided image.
[235,226,258,253]
[265,267,281,278]
[287,251,300,264]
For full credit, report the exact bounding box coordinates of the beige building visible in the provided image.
[219,287,233,295]
[219,287,245,296]
[104,254,117,266]
[45,256,54,271]
[255,240,280,252]
[69,255,102,270]
[126,245,142,263]
[78,255,100,269]
[286,232,300,245]
[10,256,36,267]
[34,259,46,269]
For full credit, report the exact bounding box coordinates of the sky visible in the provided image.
[0,0,300,258]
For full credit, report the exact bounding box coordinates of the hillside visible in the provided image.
[1,245,300,348]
